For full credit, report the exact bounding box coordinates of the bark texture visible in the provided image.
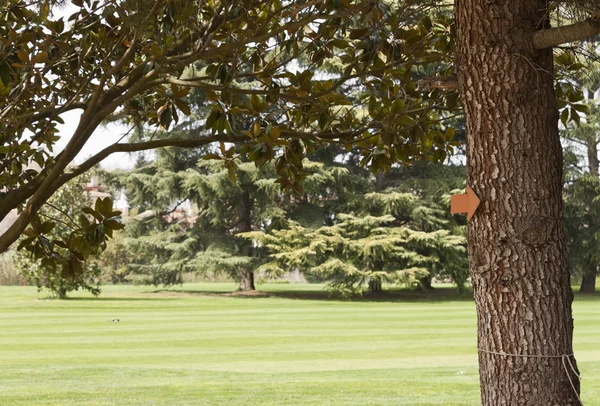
[456,0,580,404]
[237,191,256,291]
[238,268,256,291]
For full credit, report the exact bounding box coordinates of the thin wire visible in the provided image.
[477,347,583,405]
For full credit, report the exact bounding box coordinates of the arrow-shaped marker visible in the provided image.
[451,186,480,220]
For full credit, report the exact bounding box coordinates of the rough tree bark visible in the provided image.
[456,0,580,404]
[237,190,256,291]
[580,138,599,293]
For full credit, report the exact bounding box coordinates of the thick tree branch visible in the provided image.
[20,102,88,124]
[534,14,600,49]
[165,77,309,102]
[55,136,247,186]
[56,126,370,186]
[416,75,459,90]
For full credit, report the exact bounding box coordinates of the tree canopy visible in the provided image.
[0,0,460,255]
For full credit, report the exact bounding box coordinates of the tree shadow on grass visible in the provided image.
[571,290,600,302]
[58,296,177,301]
[148,286,476,303]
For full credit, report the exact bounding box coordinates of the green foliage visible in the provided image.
[560,44,600,287]
[106,155,363,289]
[92,230,132,284]
[242,186,467,296]
[565,174,600,277]
[14,178,119,298]
[0,0,461,259]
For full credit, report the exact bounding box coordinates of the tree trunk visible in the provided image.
[456,1,580,404]
[368,174,386,295]
[579,255,596,293]
[579,268,596,293]
[236,191,255,291]
[587,137,598,177]
[57,287,68,300]
[375,171,386,192]
[368,278,382,293]
[238,267,255,291]
[419,275,433,290]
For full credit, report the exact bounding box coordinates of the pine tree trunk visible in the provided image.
[367,173,387,295]
[368,174,387,295]
[456,0,580,404]
[375,171,386,192]
[419,275,433,290]
[238,267,255,291]
[368,278,382,293]
[236,191,255,291]
[580,268,596,293]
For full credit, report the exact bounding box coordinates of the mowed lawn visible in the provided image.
[0,284,599,405]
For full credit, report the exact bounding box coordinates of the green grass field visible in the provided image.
[0,283,598,405]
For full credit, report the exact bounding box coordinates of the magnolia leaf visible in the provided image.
[31,52,49,64]
[397,116,415,126]
[175,99,191,116]
[17,50,28,62]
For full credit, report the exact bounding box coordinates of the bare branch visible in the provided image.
[56,135,247,185]
[534,13,600,50]
[416,76,459,90]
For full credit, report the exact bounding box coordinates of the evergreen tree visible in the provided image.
[242,169,468,296]
[560,42,600,292]
[563,103,600,292]
[105,153,364,291]
[565,174,600,293]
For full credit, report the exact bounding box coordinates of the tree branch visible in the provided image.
[55,135,247,185]
[56,126,372,186]
[534,14,600,50]
[416,76,459,90]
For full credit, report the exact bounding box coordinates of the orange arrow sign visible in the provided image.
[451,186,480,220]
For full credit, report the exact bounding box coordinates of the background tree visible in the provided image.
[565,173,600,294]
[14,177,109,298]
[242,173,468,295]
[105,148,365,291]
[560,43,600,292]
[370,159,468,289]
[564,102,600,293]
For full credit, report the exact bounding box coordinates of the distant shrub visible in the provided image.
[0,252,22,286]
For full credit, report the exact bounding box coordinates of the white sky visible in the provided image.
[55,110,135,170]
